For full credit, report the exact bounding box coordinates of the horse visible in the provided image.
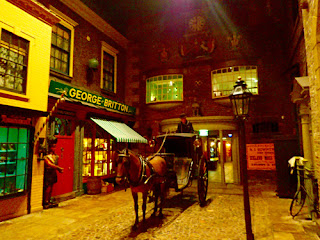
[115,149,167,228]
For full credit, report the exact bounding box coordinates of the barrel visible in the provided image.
[87,176,102,195]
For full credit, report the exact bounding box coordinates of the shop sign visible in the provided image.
[1,115,32,125]
[49,81,136,115]
[246,143,275,170]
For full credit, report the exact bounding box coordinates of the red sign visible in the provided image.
[246,143,275,170]
[1,115,32,125]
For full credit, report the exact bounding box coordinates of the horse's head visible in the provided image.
[115,149,130,185]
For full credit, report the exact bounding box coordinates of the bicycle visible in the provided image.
[289,159,320,220]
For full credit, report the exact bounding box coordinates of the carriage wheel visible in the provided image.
[198,155,208,207]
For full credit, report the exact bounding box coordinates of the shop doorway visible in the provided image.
[202,131,235,184]
[51,135,74,197]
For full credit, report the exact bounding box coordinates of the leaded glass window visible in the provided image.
[0,29,29,94]
[50,24,71,75]
[211,66,259,98]
[146,74,183,103]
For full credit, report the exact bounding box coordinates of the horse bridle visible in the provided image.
[115,150,146,187]
[115,152,130,182]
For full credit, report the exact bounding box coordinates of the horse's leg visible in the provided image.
[132,191,139,227]
[152,184,160,217]
[159,182,165,218]
[142,191,148,222]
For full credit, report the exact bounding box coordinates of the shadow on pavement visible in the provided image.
[126,192,198,238]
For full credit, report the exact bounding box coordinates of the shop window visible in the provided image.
[0,29,29,94]
[211,66,259,98]
[101,41,118,93]
[83,122,116,178]
[83,138,115,177]
[146,74,183,103]
[253,121,279,133]
[0,126,30,197]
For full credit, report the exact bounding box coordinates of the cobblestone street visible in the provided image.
[1,179,319,240]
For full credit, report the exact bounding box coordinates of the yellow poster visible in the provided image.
[246,143,275,170]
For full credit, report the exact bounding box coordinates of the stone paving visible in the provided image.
[0,179,319,240]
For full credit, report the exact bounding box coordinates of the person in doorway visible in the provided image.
[176,113,194,133]
[43,138,63,209]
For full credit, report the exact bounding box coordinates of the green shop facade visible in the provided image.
[47,81,146,200]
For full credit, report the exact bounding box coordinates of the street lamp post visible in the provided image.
[229,77,254,240]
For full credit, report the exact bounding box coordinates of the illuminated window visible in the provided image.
[101,42,118,93]
[146,74,183,103]
[0,29,29,94]
[211,66,258,98]
[0,126,30,197]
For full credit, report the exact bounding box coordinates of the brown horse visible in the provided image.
[115,149,167,228]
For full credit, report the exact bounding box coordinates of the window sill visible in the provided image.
[212,96,232,107]
[0,91,29,102]
[101,89,116,97]
[146,102,183,110]
[50,70,72,82]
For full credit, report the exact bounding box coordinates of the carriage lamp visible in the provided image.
[229,76,254,240]
[148,139,155,148]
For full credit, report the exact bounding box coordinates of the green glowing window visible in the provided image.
[146,74,183,103]
[211,66,259,98]
[0,126,30,197]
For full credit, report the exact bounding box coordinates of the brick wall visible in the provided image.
[301,0,320,180]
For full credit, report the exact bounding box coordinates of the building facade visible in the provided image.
[124,0,299,187]
[0,0,145,221]
[0,0,59,220]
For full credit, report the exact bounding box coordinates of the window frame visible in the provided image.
[211,65,259,98]
[49,6,77,78]
[101,41,118,94]
[0,28,30,95]
[0,125,32,198]
[146,74,184,104]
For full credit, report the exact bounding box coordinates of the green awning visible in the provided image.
[91,117,147,143]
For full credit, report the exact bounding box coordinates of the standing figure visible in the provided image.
[43,139,63,209]
[176,113,194,133]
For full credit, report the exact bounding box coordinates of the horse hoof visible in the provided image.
[132,224,138,231]
[159,213,164,219]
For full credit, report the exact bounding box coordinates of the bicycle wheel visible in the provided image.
[290,189,305,217]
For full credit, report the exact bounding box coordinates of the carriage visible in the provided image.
[115,132,209,227]
[152,132,209,206]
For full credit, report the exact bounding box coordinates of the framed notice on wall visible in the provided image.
[246,143,275,170]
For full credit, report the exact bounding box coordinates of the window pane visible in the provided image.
[50,24,71,75]
[0,29,28,94]
[146,74,183,103]
[102,51,115,92]
[0,126,30,196]
[212,65,259,98]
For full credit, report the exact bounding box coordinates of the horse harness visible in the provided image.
[116,152,163,187]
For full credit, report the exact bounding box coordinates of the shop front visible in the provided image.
[0,107,42,221]
[47,80,147,199]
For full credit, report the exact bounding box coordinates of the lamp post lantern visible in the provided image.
[229,76,254,240]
